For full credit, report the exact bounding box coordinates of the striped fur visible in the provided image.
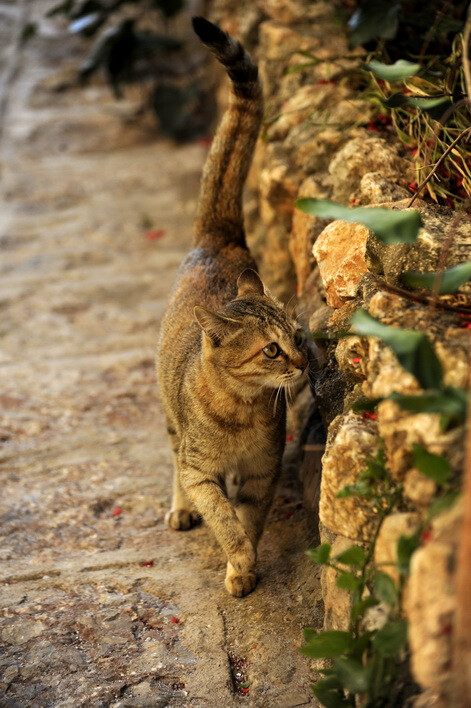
[157,19,307,597]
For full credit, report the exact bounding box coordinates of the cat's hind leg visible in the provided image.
[165,428,200,531]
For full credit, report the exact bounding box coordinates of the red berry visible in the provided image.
[362,412,377,421]
[286,434,294,442]
[171,616,180,623]
[351,357,362,364]
[112,508,122,516]
[140,560,154,567]
[145,229,166,241]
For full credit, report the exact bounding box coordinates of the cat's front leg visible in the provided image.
[225,465,280,593]
[180,464,257,597]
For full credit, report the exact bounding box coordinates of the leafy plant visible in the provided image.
[350,310,468,431]
[294,199,422,244]
[43,0,210,140]
[302,446,413,707]
[401,261,471,294]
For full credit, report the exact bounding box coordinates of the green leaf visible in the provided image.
[337,480,372,498]
[380,93,452,119]
[374,571,398,606]
[351,397,383,412]
[402,262,471,295]
[239,681,251,688]
[427,490,460,520]
[348,0,400,47]
[303,627,317,643]
[21,22,37,42]
[46,0,75,17]
[301,630,353,659]
[286,61,318,74]
[351,310,443,389]
[412,444,451,484]
[373,620,408,656]
[336,572,362,591]
[306,543,331,564]
[295,199,422,244]
[333,657,370,693]
[335,547,366,567]
[397,533,420,576]
[312,676,351,708]
[363,59,420,81]
[350,597,379,625]
[389,387,467,430]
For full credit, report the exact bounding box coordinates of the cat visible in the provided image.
[157,16,308,597]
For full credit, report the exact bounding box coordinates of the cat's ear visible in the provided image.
[237,269,265,297]
[194,306,241,345]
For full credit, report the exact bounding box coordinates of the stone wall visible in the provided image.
[212,1,470,705]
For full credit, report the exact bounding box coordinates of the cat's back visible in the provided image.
[157,244,256,400]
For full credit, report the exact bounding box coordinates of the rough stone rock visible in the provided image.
[357,172,410,205]
[319,412,379,540]
[405,501,462,695]
[321,536,354,631]
[374,513,421,584]
[378,399,454,481]
[259,143,301,228]
[403,468,437,511]
[258,21,317,97]
[365,201,471,289]
[334,335,369,383]
[290,176,329,293]
[312,220,370,307]
[327,134,413,202]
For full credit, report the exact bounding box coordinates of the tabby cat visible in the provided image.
[157,17,308,597]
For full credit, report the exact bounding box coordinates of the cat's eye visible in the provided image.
[262,342,281,359]
[294,329,306,348]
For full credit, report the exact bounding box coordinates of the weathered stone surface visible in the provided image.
[312,220,370,307]
[403,468,437,511]
[328,134,413,202]
[290,176,328,293]
[321,536,353,631]
[406,501,463,696]
[375,513,421,584]
[319,413,379,540]
[357,172,410,205]
[259,143,301,228]
[366,201,471,289]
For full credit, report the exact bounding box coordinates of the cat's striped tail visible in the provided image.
[191,17,263,249]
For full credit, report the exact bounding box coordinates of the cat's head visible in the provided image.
[194,269,308,391]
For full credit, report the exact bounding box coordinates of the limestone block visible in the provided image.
[357,172,410,205]
[365,201,471,288]
[328,135,413,202]
[321,535,354,631]
[312,220,370,307]
[374,512,421,584]
[403,468,437,511]
[405,501,462,694]
[259,144,301,228]
[335,335,368,381]
[378,400,444,481]
[319,412,379,540]
[262,0,317,23]
[290,176,328,293]
[267,84,336,142]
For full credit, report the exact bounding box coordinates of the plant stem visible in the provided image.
[407,125,471,206]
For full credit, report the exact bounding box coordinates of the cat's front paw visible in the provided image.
[165,508,199,530]
[225,570,257,597]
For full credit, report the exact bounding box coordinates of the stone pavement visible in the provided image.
[0,4,322,706]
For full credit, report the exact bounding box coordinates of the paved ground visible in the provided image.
[0,4,322,706]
